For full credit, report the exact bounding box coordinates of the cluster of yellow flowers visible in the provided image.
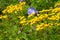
[36,23,60,31]
[19,12,60,26]
[18,16,27,25]
[48,15,60,20]
[39,9,52,12]
[1,2,60,31]
[36,23,53,31]
[0,15,8,19]
[28,14,48,25]
[2,2,26,14]
[18,6,60,31]
[39,8,60,13]
[52,8,60,13]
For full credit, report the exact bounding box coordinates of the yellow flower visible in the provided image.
[2,9,7,14]
[28,13,34,18]
[18,16,25,20]
[44,14,48,18]
[48,16,57,20]
[36,27,40,31]
[41,10,50,12]
[18,16,21,18]
[20,2,26,5]
[44,24,49,27]
[56,23,60,26]
[29,21,34,25]
[15,11,17,13]
[19,7,22,10]
[51,10,55,13]
[25,23,28,25]
[40,23,44,27]
[2,15,8,19]
[7,10,11,13]
[20,16,25,20]
[30,22,33,25]
[51,16,57,20]
[36,24,44,31]
[37,14,40,16]
[38,15,44,20]
[23,18,26,20]
[20,20,26,24]
[2,2,25,14]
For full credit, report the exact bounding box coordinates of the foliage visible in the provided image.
[0,0,60,40]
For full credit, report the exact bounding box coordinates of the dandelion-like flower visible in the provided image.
[28,7,38,15]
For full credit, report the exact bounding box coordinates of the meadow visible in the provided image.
[0,0,60,40]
